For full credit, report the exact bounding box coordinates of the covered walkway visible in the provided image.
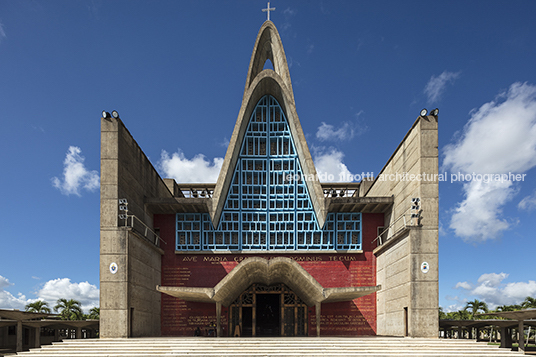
[440,309,536,352]
[0,309,98,354]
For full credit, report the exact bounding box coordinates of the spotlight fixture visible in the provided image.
[411,197,421,219]
[420,108,428,117]
[118,198,128,212]
[102,111,111,119]
[430,108,439,117]
[112,110,120,119]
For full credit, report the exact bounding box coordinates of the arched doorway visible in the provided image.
[229,283,308,337]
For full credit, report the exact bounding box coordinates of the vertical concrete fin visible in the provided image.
[367,115,439,337]
[100,115,170,338]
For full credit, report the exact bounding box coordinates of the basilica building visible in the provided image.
[99,20,438,339]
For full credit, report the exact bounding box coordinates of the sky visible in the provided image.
[1,0,536,314]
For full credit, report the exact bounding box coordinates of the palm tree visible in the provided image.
[521,296,536,309]
[464,299,488,319]
[54,298,83,320]
[88,307,100,320]
[25,300,51,314]
[452,309,472,320]
[497,304,522,312]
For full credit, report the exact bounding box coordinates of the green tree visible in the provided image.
[451,309,472,320]
[439,307,447,320]
[464,299,488,319]
[521,296,536,309]
[88,307,99,320]
[496,304,522,312]
[25,300,51,314]
[54,298,83,320]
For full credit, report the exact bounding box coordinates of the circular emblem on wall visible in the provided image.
[109,262,118,274]
[421,262,430,274]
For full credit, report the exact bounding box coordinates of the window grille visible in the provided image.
[176,95,361,251]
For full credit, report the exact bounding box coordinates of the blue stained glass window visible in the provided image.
[176,95,361,251]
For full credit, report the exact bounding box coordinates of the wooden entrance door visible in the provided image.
[229,283,308,337]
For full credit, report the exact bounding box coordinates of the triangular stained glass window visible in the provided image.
[176,95,361,251]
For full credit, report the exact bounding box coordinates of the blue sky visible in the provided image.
[1,0,536,314]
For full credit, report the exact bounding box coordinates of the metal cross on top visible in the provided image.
[262,2,275,21]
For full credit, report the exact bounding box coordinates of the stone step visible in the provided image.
[13,337,520,357]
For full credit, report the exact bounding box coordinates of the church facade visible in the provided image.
[99,21,438,338]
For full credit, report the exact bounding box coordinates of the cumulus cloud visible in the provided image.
[52,146,100,196]
[443,295,468,313]
[518,190,536,211]
[0,275,99,313]
[454,281,472,290]
[159,149,223,183]
[449,180,515,241]
[312,147,353,182]
[424,71,460,103]
[316,122,354,141]
[37,278,99,313]
[456,272,536,308]
[0,275,29,310]
[0,275,10,289]
[443,82,536,242]
[315,115,366,142]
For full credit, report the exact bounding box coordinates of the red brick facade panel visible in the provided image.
[155,213,383,336]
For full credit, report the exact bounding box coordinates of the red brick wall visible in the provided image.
[155,213,383,336]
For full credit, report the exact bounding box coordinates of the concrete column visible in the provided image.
[315,303,321,337]
[16,321,22,352]
[457,326,462,339]
[518,321,525,352]
[34,327,40,348]
[216,302,221,337]
[76,327,82,339]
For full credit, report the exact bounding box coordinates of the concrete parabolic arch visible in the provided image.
[210,21,326,228]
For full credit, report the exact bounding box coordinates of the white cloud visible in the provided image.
[449,180,515,242]
[159,149,223,183]
[518,190,536,211]
[0,290,28,310]
[316,122,354,142]
[455,281,472,290]
[424,70,460,103]
[0,276,99,313]
[52,146,100,196]
[478,272,509,287]
[0,275,11,289]
[312,147,352,182]
[37,278,99,313]
[0,275,28,310]
[443,295,468,313]
[0,21,6,43]
[455,272,536,308]
[315,113,367,142]
[443,82,536,241]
